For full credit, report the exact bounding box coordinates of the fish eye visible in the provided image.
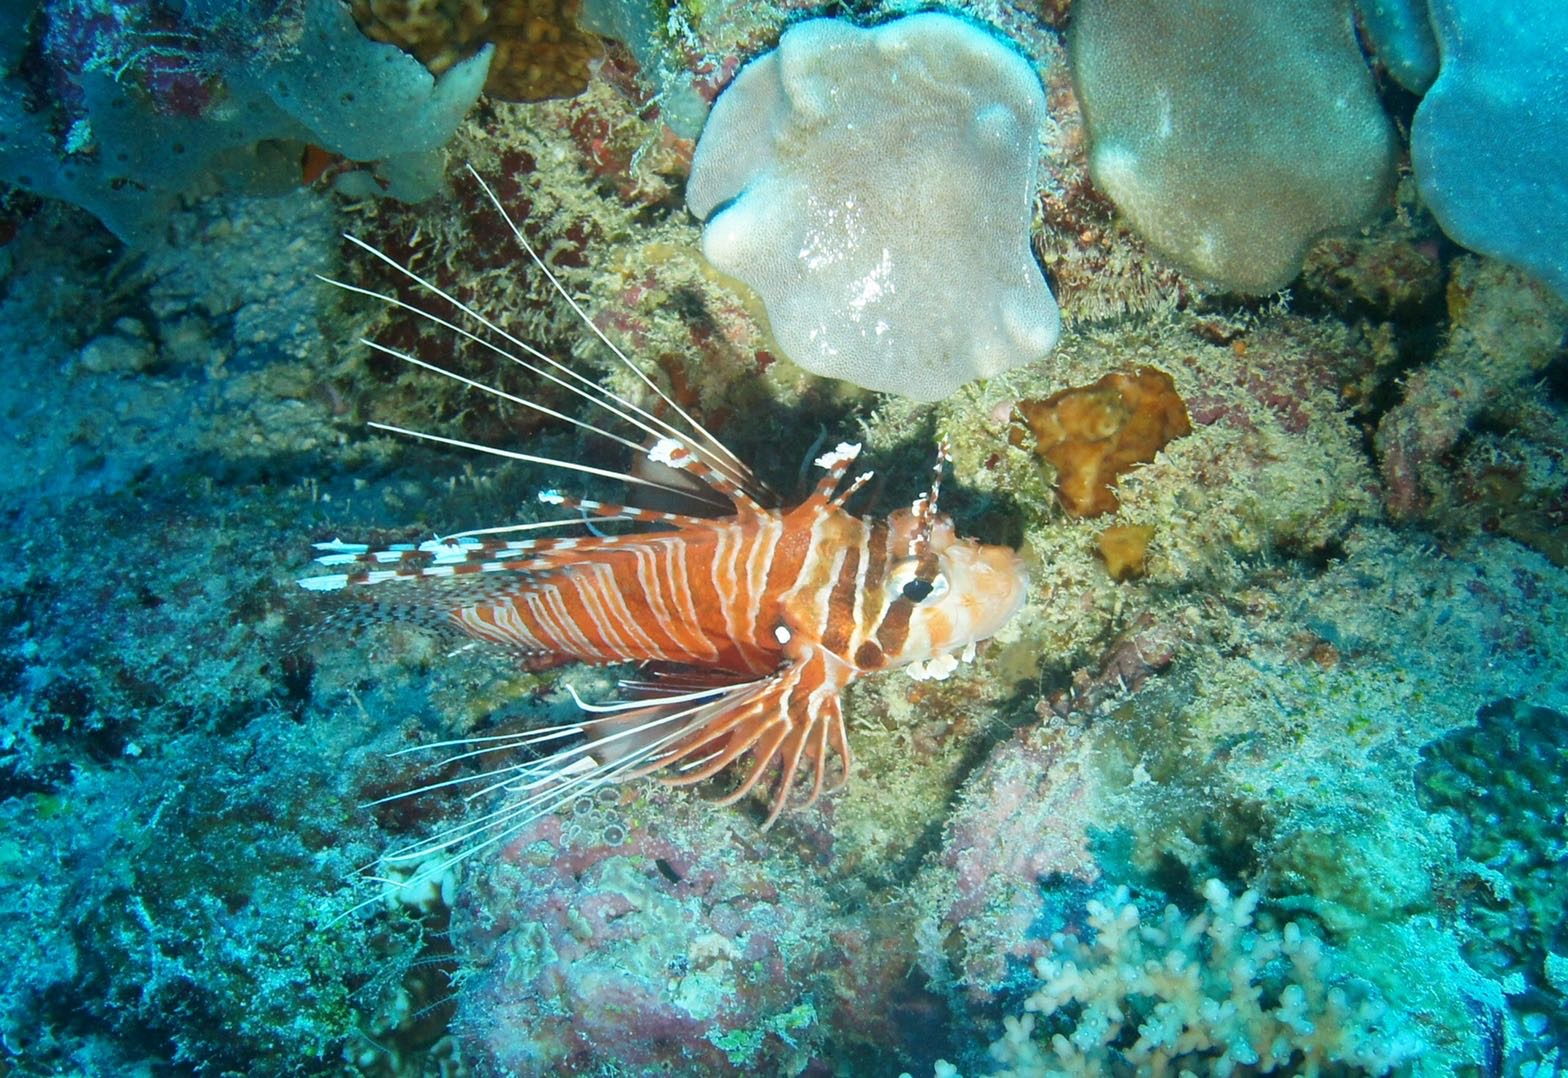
[887,559,949,605]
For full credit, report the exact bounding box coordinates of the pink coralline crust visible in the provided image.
[1177,324,1358,437]
[142,57,217,120]
[443,783,943,1069]
[591,278,662,355]
[449,798,836,1072]
[39,6,118,111]
[1303,232,1444,319]
[589,41,652,105]
[566,101,693,204]
[936,723,1100,992]
[820,923,955,1059]
[1184,368,1317,435]
[689,54,741,106]
[590,270,771,420]
[1374,363,1479,517]
[1373,260,1568,519]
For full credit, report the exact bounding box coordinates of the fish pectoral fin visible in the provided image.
[644,652,851,828]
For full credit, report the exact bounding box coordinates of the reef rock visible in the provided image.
[348,0,603,103]
[0,0,491,245]
[1354,0,1439,92]
[686,13,1059,402]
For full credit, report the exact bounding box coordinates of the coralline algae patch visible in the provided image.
[447,784,930,1071]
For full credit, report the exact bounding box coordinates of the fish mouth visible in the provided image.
[950,541,1030,642]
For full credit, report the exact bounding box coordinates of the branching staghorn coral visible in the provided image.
[985,880,1419,1077]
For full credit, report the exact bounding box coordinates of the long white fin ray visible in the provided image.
[321,272,713,466]
[463,165,765,501]
[337,222,766,505]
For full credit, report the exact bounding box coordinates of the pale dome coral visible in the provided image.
[686,13,1060,402]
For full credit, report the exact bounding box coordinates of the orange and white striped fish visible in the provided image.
[302,167,1028,880]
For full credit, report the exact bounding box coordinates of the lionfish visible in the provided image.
[302,167,1028,886]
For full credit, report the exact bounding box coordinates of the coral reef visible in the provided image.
[1069,0,1396,293]
[1010,367,1191,518]
[986,881,1419,1076]
[686,13,1059,401]
[578,0,713,139]
[0,159,517,1075]
[0,0,492,244]
[1413,0,1568,301]
[450,791,841,1072]
[911,514,1563,1076]
[1417,700,1568,1073]
[1354,0,1439,92]
[1093,523,1156,581]
[3,0,1567,1074]
[914,716,1104,998]
[1374,258,1568,520]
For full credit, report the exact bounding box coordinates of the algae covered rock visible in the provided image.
[1069,0,1396,294]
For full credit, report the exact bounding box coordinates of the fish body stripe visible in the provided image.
[628,541,708,661]
[778,504,864,650]
[441,515,804,673]
[709,524,749,667]
[776,505,912,673]
[437,499,926,678]
[738,518,785,667]
[855,523,891,644]
[654,536,720,662]
[818,539,862,656]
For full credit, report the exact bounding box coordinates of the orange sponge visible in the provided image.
[1012,367,1191,517]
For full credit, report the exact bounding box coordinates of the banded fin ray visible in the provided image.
[324,167,769,512]
[325,676,765,925]
[302,491,727,592]
[465,165,762,502]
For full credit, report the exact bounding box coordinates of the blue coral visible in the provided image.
[1413,0,1568,301]
[0,0,490,245]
